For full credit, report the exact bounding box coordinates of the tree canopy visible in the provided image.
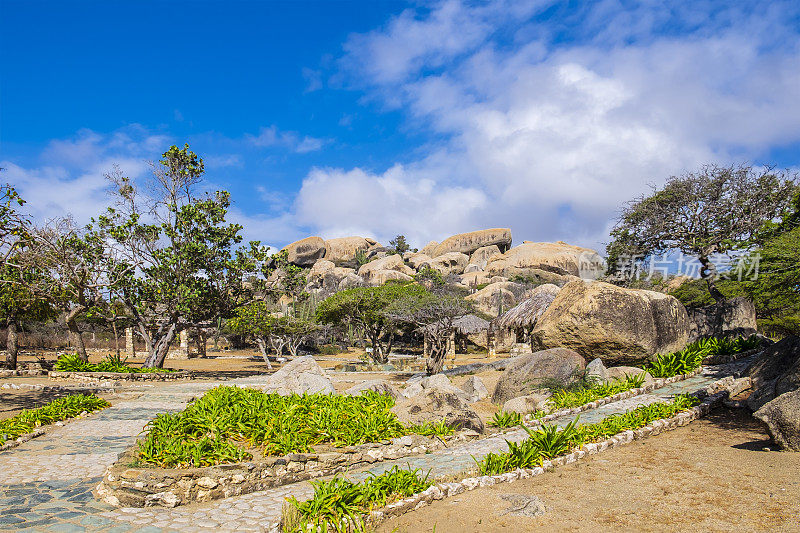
[608,164,797,301]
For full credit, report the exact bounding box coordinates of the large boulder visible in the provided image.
[260,356,335,395]
[462,376,489,401]
[459,271,503,288]
[492,348,586,404]
[502,392,552,414]
[391,388,485,433]
[485,241,605,280]
[686,297,758,342]
[420,252,470,276]
[307,260,355,293]
[605,366,655,386]
[431,229,512,257]
[338,272,365,290]
[345,379,401,400]
[367,270,414,286]
[358,255,415,279]
[326,236,379,267]
[745,336,800,411]
[420,241,439,256]
[406,252,433,271]
[469,245,502,269]
[283,236,329,267]
[531,280,690,364]
[465,281,520,317]
[754,389,800,451]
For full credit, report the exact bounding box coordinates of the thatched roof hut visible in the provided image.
[452,314,490,335]
[496,283,561,330]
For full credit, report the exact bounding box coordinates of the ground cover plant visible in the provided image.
[137,387,454,468]
[645,335,760,378]
[547,373,647,411]
[488,410,523,428]
[477,394,700,476]
[54,352,176,373]
[0,393,110,446]
[282,465,431,533]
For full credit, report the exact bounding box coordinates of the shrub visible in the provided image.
[0,394,110,446]
[645,335,759,378]
[54,353,175,373]
[548,373,646,411]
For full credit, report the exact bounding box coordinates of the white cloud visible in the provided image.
[245,125,328,153]
[302,0,800,250]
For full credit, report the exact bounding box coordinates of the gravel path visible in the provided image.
[0,362,743,532]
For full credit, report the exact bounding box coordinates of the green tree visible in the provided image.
[0,260,54,368]
[388,288,473,374]
[316,283,427,364]
[608,164,797,301]
[388,235,410,255]
[228,300,278,368]
[98,145,269,368]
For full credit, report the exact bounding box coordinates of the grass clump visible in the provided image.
[283,465,431,532]
[0,394,110,446]
[645,335,760,378]
[410,420,455,437]
[477,394,700,475]
[488,411,523,429]
[55,352,176,373]
[137,387,417,467]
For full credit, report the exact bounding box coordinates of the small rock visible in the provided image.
[196,476,219,489]
[499,493,546,517]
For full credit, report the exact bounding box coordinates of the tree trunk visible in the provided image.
[426,340,446,375]
[6,318,19,370]
[112,320,120,357]
[255,338,273,369]
[143,322,178,368]
[194,330,207,358]
[699,255,725,302]
[66,307,88,361]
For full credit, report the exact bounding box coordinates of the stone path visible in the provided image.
[0,362,744,532]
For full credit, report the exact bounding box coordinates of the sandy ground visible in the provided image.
[378,408,800,533]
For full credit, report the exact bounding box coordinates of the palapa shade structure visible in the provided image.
[452,314,490,335]
[496,283,561,331]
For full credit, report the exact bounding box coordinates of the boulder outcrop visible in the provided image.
[531,280,690,364]
[745,336,800,411]
[283,236,329,267]
[431,229,512,257]
[345,379,402,400]
[465,281,520,317]
[325,236,379,266]
[405,252,433,271]
[469,245,502,269]
[391,389,484,433]
[492,348,585,404]
[420,241,439,256]
[686,297,758,342]
[260,356,335,395]
[754,388,800,451]
[420,252,470,276]
[358,255,415,282]
[502,392,552,414]
[485,241,604,280]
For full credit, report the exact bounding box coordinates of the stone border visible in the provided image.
[0,404,110,452]
[703,347,761,366]
[96,430,480,508]
[270,386,729,532]
[49,370,191,382]
[0,368,48,377]
[523,367,703,425]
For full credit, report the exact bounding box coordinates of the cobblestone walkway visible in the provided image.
[0,362,744,532]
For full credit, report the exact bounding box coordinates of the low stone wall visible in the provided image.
[270,387,730,532]
[96,431,479,508]
[49,370,190,382]
[524,367,703,425]
[0,368,48,378]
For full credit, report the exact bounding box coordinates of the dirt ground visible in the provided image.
[379,408,800,533]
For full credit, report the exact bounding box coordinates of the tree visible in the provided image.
[18,217,111,360]
[271,315,320,357]
[389,235,410,255]
[316,283,427,364]
[227,301,277,368]
[98,145,269,368]
[608,164,797,302]
[0,259,53,368]
[388,288,473,374]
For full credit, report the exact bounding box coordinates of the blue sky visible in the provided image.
[2,0,799,251]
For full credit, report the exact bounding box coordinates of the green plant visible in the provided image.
[54,352,94,372]
[285,466,431,532]
[488,411,523,429]
[645,335,758,378]
[547,373,647,411]
[0,394,110,446]
[476,395,701,475]
[54,353,175,374]
[410,420,455,437]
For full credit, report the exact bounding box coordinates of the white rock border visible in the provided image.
[269,375,728,532]
[0,403,109,452]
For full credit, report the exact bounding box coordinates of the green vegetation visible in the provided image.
[54,352,175,373]
[548,373,647,410]
[477,394,700,475]
[645,335,760,378]
[413,266,444,286]
[0,394,110,446]
[137,387,456,468]
[488,411,523,428]
[283,466,431,533]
